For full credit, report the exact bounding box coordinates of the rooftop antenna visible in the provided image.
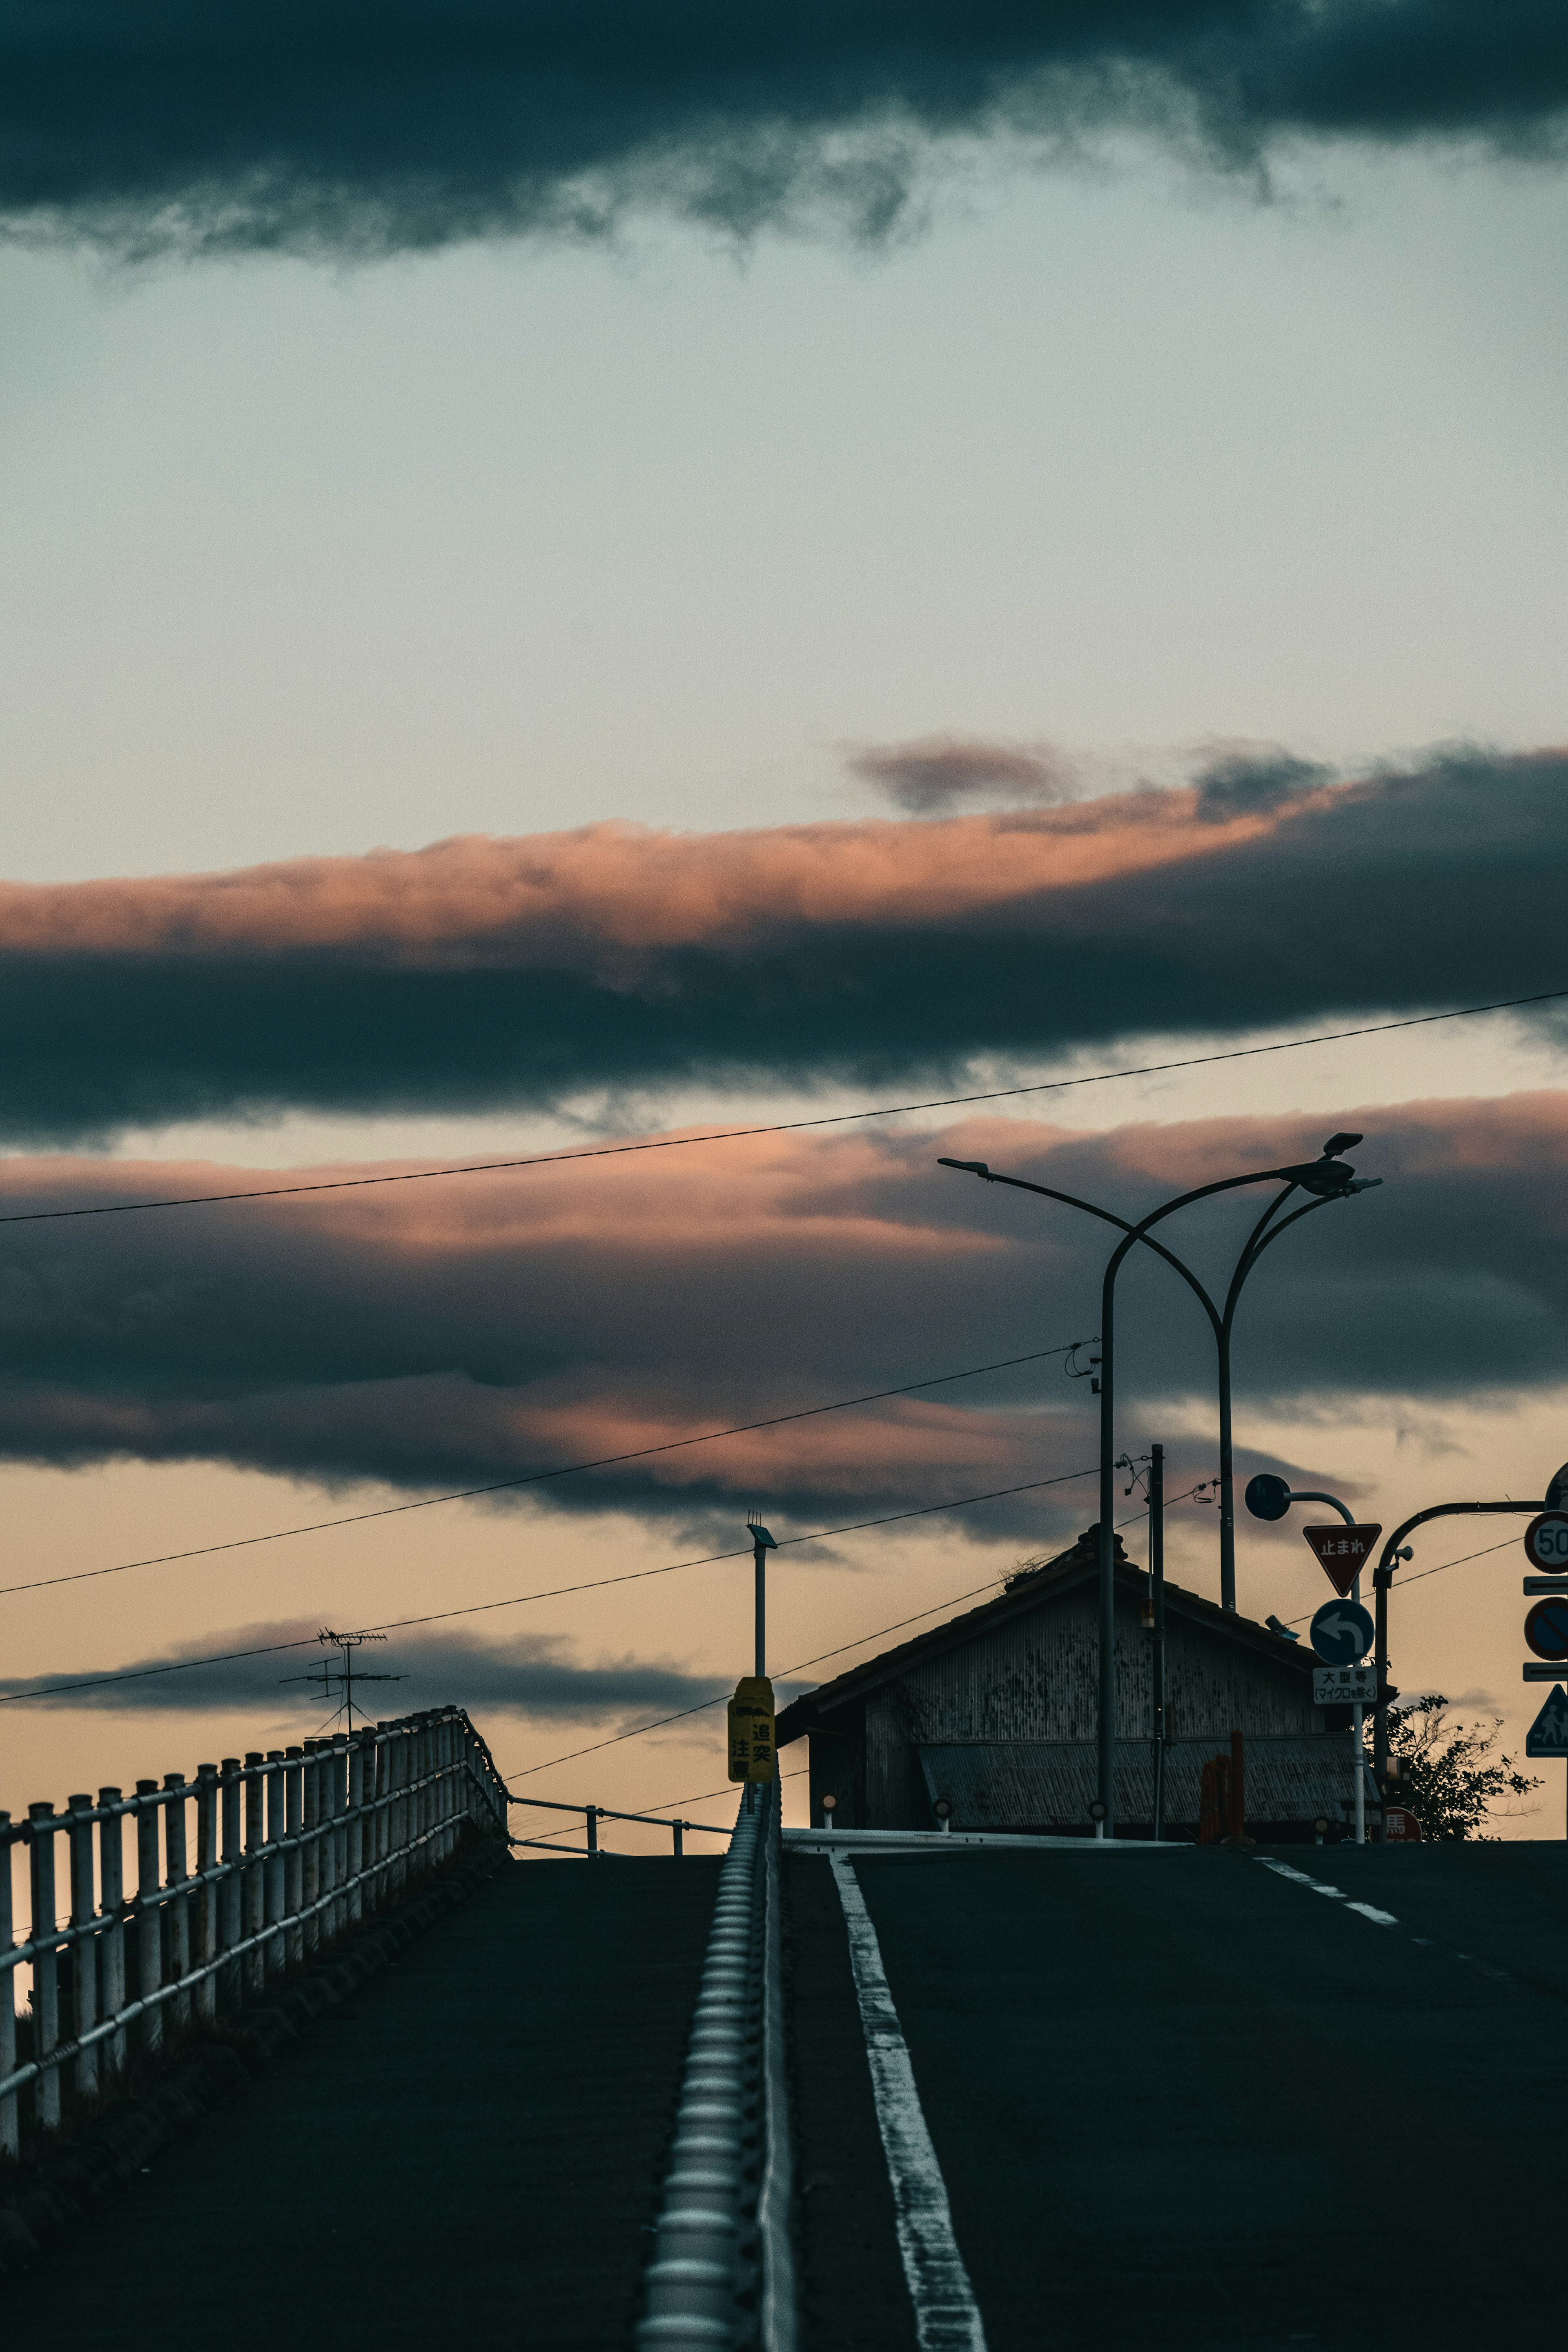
[280,1628,406,1732]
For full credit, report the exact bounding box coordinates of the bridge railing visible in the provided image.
[508,1793,735,1858]
[0,1704,509,2157]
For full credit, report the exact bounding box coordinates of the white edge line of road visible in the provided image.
[1256,1856,1398,1926]
[830,1853,989,2352]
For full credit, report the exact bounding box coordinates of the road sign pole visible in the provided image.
[1151,1442,1166,1845]
[1352,1568,1365,1847]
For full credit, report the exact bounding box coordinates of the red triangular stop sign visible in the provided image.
[1302,1523,1383,1597]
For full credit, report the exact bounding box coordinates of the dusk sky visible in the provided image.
[2,3,1566,1843]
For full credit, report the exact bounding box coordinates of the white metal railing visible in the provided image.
[0,1705,509,2156]
[508,1793,735,1858]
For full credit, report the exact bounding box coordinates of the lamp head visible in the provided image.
[938,1157,991,1178]
[1322,1131,1363,1157]
[746,1519,778,1550]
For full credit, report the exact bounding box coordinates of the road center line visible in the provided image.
[830,1855,987,2352]
[1256,1857,1398,1926]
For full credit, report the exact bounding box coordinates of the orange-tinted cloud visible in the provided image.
[0,1094,1561,1532]
[0,747,1563,1141]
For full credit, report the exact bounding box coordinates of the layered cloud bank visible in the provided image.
[3,0,1566,258]
[1,1619,727,1722]
[0,748,1563,1142]
[0,1096,1561,1541]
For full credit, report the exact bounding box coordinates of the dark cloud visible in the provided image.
[0,746,1562,1143]
[2,1620,726,1719]
[2,0,1566,261]
[1192,744,1333,822]
[847,736,1075,816]
[0,1096,1561,1535]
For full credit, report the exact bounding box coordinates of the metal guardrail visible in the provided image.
[0,1704,509,2156]
[508,1793,735,1858]
[637,1779,796,2352]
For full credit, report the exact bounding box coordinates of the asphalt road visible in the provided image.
[788,1842,1568,2351]
[5,1855,717,2348]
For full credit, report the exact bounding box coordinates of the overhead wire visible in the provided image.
[0,984,1561,1229]
[0,1339,1089,1602]
[0,1461,1100,1707]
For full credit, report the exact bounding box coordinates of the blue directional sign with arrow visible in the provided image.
[1309,1598,1374,1666]
[1526,1685,1568,1759]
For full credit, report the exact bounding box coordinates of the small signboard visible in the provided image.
[1383,1805,1422,1841]
[1309,1599,1374,1666]
[1526,1684,1568,1758]
[1302,1523,1383,1597]
[1314,1664,1376,1706]
[1524,1512,1568,1575]
[1525,1595,1568,1662]
[727,1675,777,1783]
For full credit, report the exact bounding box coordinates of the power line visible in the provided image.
[501,1580,1011,1783]
[0,1462,1098,1707]
[0,1340,1087,1602]
[502,1475,1507,1789]
[2,984,1561,1231]
[1283,1529,1523,1622]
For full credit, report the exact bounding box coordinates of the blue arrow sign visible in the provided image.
[1310,1598,1374,1666]
[1527,1685,1568,1758]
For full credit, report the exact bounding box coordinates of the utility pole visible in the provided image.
[1149,1443,1166,1842]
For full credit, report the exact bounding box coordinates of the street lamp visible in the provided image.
[940,1136,1381,1830]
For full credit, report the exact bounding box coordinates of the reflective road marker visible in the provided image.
[830,1855,987,2351]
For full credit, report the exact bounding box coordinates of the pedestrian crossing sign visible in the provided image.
[1526,1684,1568,1758]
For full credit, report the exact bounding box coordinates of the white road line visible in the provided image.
[830,1854,987,2352]
[1256,1858,1397,1926]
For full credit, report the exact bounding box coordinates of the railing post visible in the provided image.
[301,1743,321,1954]
[264,1752,287,1978]
[388,1731,405,1899]
[321,1740,341,1945]
[134,1782,164,2055]
[194,1766,218,2022]
[586,1806,599,1858]
[98,1791,129,2067]
[331,1736,350,1941]
[244,1754,266,1992]
[373,1726,392,1904]
[27,1806,60,2129]
[162,1774,191,2033]
[673,1820,684,1859]
[1,1816,18,2157]
[219,1760,243,2009]
[347,1737,366,1927]
[67,1794,100,2100]
[284,1747,305,1969]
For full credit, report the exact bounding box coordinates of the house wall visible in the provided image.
[843,1580,1324,1829]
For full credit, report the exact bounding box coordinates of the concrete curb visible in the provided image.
[0,1838,509,2277]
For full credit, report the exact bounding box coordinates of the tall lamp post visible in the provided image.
[940,1136,1381,1831]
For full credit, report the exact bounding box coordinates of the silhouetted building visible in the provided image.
[775,1525,1359,1840]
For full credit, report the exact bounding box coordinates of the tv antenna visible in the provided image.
[280,1628,406,1731]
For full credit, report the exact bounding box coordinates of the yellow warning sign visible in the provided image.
[727,1675,776,1783]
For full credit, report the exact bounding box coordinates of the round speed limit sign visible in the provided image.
[1524,1511,1568,1574]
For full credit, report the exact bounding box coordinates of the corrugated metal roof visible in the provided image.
[775,1523,1314,1747]
[915,1738,1356,1829]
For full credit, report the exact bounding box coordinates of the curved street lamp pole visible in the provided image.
[940,1138,1379,1829]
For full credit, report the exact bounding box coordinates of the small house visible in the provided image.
[775,1525,1359,1840]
